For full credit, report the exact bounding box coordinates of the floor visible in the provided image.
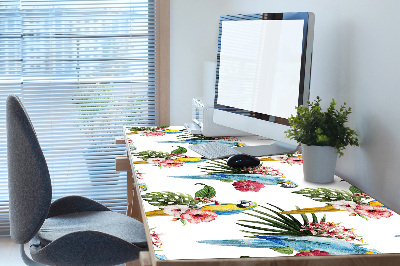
[0,237,25,266]
[0,236,141,266]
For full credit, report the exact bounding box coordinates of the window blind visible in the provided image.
[0,0,159,236]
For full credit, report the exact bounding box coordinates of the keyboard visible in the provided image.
[188,142,243,159]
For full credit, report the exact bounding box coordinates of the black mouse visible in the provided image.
[227,154,260,168]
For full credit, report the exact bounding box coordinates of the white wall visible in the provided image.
[170,0,400,212]
[170,0,228,124]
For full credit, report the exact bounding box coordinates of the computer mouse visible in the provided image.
[227,154,260,168]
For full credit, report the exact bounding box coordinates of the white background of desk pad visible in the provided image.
[125,127,400,260]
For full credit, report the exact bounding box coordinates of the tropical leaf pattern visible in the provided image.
[237,204,326,237]
[124,126,399,261]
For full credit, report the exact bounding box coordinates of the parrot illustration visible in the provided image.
[200,200,256,215]
[157,140,243,146]
[169,173,297,188]
[133,157,206,165]
[174,157,207,163]
[159,129,185,134]
[145,200,256,217]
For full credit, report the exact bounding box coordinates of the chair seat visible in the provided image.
[7,95,147,265]
[37,211,147,248]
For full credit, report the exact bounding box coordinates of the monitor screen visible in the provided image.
[213,13,314,156]
[217,19,304,118]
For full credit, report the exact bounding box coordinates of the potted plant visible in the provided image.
[285,96,359,183]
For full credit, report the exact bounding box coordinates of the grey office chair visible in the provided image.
[6,94,148,266]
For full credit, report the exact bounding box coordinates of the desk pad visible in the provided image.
[124,126,400,261]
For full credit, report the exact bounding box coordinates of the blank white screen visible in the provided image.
[217,20,304,118]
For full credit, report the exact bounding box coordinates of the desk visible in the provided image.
[120,126,400,266]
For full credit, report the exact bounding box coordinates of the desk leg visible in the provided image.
[117,138,149,266]
[139,252,152,266]
[125,252,151,266]
[125,174,148,266]
[125,259,140,266]
[126,169,134,218]
[127,170,143,223]
[115,155,143,222]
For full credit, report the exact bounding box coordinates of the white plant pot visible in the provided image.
[302,144,338,183]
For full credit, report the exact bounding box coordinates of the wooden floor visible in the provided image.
[0,237,26,266]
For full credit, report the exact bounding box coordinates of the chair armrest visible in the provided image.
[47,195,110,218]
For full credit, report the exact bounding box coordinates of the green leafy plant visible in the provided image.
[73,83,139,132]
[285,96,359,156]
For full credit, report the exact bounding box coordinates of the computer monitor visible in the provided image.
[213,12,315,156]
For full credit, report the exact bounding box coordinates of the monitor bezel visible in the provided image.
[213,12,314,126]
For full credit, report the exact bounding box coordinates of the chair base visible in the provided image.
[20,244,45,266]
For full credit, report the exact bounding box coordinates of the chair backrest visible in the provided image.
[6,94,52,244]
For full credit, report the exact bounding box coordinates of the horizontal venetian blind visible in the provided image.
[0,0,159,236]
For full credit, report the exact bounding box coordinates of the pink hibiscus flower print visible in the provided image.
[285,156,303,165]
[243,166,284,177]
[300,222,362,242]
[163,205,190,217]
[232,180,265,192]
[172,154,189,158]
[215,137,240,141]
[353,192,371,199]
[158,160,185,168]
[180,209,217,224]
[354,205,393,219]
[142,131,166,137]
[275,152,303,165]
[135,171,144,179]
[294,250,330,256]
[331,200,357,212]
[195,197,220,205]
[151,230,162,248]
[146,158,165,164]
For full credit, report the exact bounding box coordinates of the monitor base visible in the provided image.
[232,141,299,157]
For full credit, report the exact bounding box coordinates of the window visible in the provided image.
[0,0,169,236]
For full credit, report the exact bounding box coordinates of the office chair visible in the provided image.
[6,94,148,265]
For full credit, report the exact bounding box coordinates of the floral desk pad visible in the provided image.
[124,126,400,261]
